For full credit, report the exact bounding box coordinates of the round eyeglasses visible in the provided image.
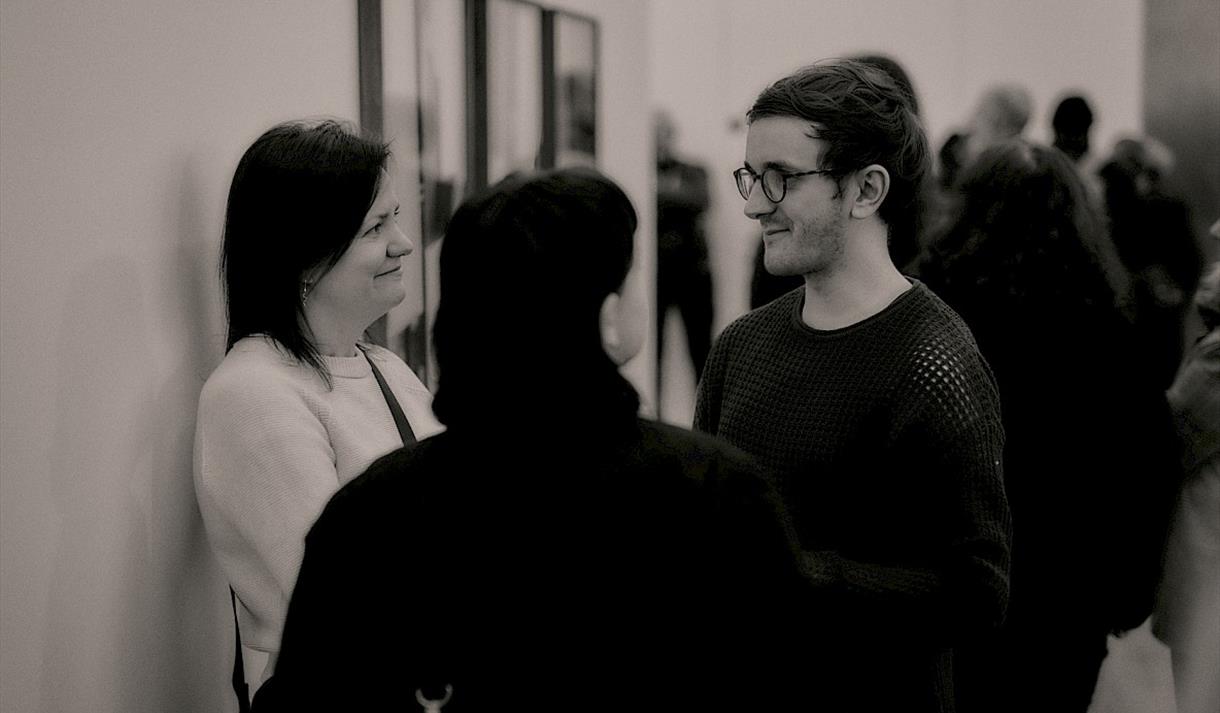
[733,166,834,203]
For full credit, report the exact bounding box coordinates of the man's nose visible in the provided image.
[744,186,775,220]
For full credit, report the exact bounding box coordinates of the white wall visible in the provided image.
[650,0,1144,332]
[0,2,360,711]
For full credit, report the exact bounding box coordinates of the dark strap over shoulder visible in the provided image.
[359,346,417,445]
[230,588,251,713]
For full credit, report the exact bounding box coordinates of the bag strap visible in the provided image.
[230,588,252,713]
[359,346,417,445]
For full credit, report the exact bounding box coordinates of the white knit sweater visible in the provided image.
[193,336,442,686]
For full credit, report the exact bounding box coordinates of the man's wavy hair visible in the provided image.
[747,59,930,234]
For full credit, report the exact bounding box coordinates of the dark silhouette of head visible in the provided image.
[1051,95,1095,162]
[221,119,389,377]
[431,167,639,427]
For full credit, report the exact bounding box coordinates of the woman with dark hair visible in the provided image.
[255,168,813,711]
[921,141,1178,712]
[194,119,442,699]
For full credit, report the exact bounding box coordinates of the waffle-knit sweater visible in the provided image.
[194,337,443,679]
[695,282,1009,710]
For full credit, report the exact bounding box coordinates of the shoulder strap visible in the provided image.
[230,588,252,713]
[359,346,417,445]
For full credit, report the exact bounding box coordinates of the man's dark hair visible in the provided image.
[747,59,930,233]
[220,119,390,382]
[431,167,638,426]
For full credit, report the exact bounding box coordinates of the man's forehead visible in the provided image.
[745,116,827,163]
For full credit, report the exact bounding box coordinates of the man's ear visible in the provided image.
[599,292,628,365]
[849,164,890,219]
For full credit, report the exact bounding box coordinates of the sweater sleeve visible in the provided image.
[194,367,340,651]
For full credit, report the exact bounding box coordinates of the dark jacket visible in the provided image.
[254,413,814,712]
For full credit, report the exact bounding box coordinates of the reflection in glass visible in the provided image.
[555,13,597,167]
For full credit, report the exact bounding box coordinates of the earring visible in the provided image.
[301,280,312,304]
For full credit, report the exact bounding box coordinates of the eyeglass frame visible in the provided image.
[733,166,836,203]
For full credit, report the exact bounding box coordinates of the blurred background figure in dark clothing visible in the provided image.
[1052,95,1095,164]
[1098,136,1204,388]
[655,110,714,395]
[936,84,1033,192]
[921,140,1180,713]
[749,52,925,308]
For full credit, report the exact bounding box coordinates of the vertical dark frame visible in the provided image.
[465,0,489,192]
[357,0,387,345]
[538,9,557,168]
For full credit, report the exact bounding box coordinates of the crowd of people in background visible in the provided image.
[194,54,1217,713]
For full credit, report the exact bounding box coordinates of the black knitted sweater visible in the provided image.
[696,281,1011,711]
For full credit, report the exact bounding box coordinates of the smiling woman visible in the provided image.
[192,119,444,707]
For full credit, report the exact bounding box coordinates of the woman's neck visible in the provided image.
[302,303,362,357]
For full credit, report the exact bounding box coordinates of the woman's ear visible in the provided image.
[600,292,629,365]
[849,164,891,219]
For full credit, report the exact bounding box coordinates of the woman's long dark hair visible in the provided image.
[430,167,639,428]
[220,119,389,382]
[923,140,1125,316]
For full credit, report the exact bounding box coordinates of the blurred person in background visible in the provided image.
[256,168,817,711]
[921,140,1179,713]
[1154,219,1220,713]
[937,84,1032,191]
[193,119,443,706]
[1098,136,1203,388]
[655,110,714,398]
[1051,94,1094,165]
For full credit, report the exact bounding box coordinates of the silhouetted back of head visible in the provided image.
[431,167,639,427]
[1051,95,1094,161]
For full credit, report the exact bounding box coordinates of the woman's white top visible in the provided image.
[193,336,443,688]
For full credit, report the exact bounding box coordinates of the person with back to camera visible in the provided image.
[696,59,1010,713]
[919,140,1180,712]
[253,167,816,712]
[193,119,443,706]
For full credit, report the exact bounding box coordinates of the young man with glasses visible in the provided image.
[695,60,1010,712]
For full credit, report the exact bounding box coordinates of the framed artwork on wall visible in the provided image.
[358,0,599,390]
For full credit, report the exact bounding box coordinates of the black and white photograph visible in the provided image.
[1,1,1217,711]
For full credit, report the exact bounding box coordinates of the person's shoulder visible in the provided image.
[311,434,442,533]
[893,285,1001,407]
[899,283,985,354]
[359,343,431,394]
[199,337,315,409]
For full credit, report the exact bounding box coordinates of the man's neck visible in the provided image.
[800,238,912,330]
